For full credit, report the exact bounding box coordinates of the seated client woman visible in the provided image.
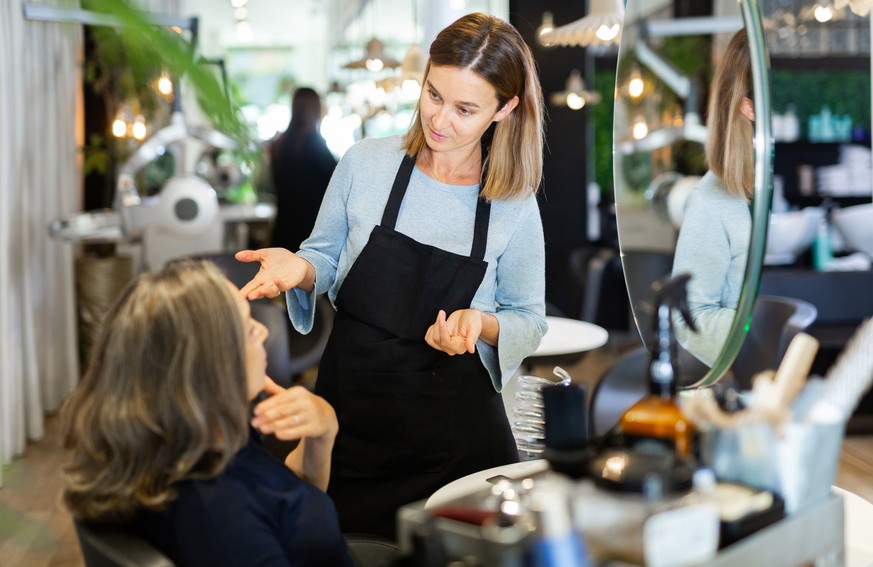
[61,260,353,566]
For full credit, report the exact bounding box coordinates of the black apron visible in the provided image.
[314,155,518,540]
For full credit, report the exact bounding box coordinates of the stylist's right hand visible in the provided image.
[236,248,315,300]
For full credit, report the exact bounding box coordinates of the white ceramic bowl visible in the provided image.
[765,207,825,265]
[832,203,873,259]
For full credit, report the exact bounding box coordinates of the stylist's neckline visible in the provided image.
[418,149,481,186]
[413,166,481,190]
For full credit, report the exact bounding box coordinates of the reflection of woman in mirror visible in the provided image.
[671,29,754,366]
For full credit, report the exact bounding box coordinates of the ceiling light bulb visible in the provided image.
[131,116,147,141]
[401,79,422,100]
[230,0,247,7]
[537,12,555,47]
[628,70,644,99]
[366,58,384,72]
[235,20,252,42]
[814,4,834,21]
[632,116,649,140]
[111,118,127,138]
[595,23,621,41]
[157,72,173,96]
[566,93,585,110]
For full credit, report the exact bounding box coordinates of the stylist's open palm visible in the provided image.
[425,309,482,355]
[235,248,312,300]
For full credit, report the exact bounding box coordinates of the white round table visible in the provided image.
[535,316,609,357]
[426,459,551,510]
[521,316,609,371]
[832,486,873,567]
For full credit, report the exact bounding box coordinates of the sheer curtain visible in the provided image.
[0,0,82,486]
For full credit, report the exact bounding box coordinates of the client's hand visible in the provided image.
[251,377,338,442]
[235,248,316,300]
[251,378,337,490]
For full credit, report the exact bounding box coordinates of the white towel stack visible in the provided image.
[816,144,872,197]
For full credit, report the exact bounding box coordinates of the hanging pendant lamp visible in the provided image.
[342,37,400,71]
[549,69,602,110]
[541,0,625,47]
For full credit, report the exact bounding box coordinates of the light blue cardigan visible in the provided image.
[671,171,751,366]
[286,135,547,391]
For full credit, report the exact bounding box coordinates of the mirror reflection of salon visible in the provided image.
[671,29,754,367]
[613,0,755,384]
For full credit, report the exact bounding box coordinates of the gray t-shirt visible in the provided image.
[288,135,547,390]
[671,170,751,366]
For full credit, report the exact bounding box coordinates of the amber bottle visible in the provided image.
[618,275,695,457]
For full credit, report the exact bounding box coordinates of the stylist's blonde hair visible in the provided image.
[61,260,249,522]
[403,12,545,200]
[706,28,754,200]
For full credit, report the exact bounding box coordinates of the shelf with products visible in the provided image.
[770,54,871,208]
[773,140,872,208]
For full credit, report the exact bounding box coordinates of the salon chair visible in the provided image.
[587,294,817,437]
[730,295,817,390]
[75,520,399,567]
[568,246,629,331]
[568,247,678,349]
[620,250,676,337]
[74,521,174,567]
[759,269,873,432]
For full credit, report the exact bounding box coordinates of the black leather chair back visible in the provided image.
[345,534,400,567]
[74,521,174,567]
[731,294,817,390]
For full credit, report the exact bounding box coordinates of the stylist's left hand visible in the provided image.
[251,377,338,442]
[425,309,482,355]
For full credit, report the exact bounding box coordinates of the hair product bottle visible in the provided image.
[618,273,696,457]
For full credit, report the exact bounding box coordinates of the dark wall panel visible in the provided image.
[509,0,590,315]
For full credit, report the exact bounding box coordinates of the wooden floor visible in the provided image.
[1,347,871,566]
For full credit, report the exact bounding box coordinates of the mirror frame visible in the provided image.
[612,0,773,387]
[694,0,773,387]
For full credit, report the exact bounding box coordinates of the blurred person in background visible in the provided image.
[270,87,337,251]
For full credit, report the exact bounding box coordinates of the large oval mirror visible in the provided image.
[613,0,772,387]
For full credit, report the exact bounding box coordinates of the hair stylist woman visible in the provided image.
[237,12,547,539]
[671,29,754,367]
[61,261,352,566]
